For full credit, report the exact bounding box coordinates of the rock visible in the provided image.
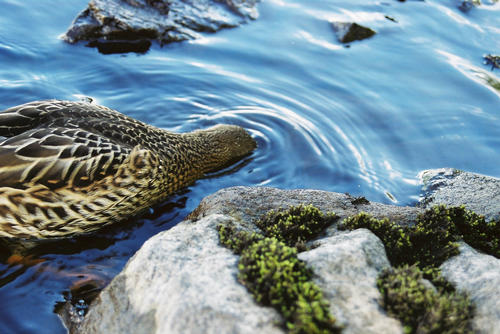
[298,229,403,334]
[331,22,375,44]
[189,186,421,228]
[419,168,500,221]
[70,214,283,334]
[441,242,500,334]
[62,0,260,53]
[63,175,500,333]
[64,187,420,333]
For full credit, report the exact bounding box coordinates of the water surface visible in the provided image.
[0,0,499,332]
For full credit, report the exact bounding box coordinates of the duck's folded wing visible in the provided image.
[0,100,137,137]
[0,127,131,189]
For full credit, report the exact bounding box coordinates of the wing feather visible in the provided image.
[0,127,132,189]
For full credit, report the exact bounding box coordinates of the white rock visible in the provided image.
[299,229,403,334]
[77,214,283,334]
[441,243,500,334]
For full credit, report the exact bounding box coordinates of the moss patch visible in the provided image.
[378,265,473,334]
[239,238,338,333]
[339,205,485,333]
[217,205,339,333]
[256,204,337,250]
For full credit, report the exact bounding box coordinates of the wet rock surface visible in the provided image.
[62,0,260,53]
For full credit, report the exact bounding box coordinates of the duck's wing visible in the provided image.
[0,100,142,137]
[0,126,133,190]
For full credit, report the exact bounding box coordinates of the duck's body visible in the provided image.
[0,100,256,240]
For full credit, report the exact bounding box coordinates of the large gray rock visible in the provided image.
[64,177,500,333]
[63,0,260,53]
[65,187,420,333]
[421,169,500,333]
[441,243,500,334]
[72,214,283,334]
[189,186,421,228]
[419,168,500,221]
[298,229,403,334]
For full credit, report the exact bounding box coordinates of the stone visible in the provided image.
[189,186,421,229]
[70,214,283,334]
[298,229,403,334]
[62,0,260,53]
[441,242,500,334]
[419,168,500,221]
[331,22,376,44]
[63,177,500,333]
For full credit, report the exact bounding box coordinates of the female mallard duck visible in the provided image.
[0,100,256,241]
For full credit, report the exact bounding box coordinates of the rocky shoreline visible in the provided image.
[59,168,500,333]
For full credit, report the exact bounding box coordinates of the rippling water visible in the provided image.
[0,0,499,332]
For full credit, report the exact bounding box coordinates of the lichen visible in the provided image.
[217,205,340,333]
[378,265,473,334]
[256,204,337,250]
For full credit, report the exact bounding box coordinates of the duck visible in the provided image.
[0,100,256,242]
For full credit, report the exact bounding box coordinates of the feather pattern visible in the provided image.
[0,100,256,240]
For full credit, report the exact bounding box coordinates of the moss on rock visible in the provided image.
[378,265,473,334]
[256,204,337,250]
[239,238,338,333]
[340,206,484,333]
[217,205,340,333]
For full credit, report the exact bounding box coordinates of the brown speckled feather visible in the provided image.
[0,100,256,240]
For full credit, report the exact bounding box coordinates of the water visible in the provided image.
[0,0,498,332]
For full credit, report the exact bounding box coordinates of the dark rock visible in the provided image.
[62,0,260,53]
[331,22,376,44]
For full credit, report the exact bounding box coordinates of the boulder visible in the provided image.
[298,229,403,334]
[62,0,260,53]
[441,243,500,334]
[71,214,283,334]
[419,168,500,221]
[64,187,419,333]
[63,168,500,333]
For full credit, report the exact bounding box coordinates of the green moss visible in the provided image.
[339,206,463,269]
[217,223,263,255]
[256,204,337,250]
[239,238,338,333]
[338,212,413,265]
[444,206,500,258]
[217,205,340,333]
[378,265,473,334]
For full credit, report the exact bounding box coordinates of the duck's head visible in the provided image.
[191,124,257,173]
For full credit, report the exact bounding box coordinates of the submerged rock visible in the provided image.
[484,54,500,70]
[331,22,376,44]
[63,0,260,53]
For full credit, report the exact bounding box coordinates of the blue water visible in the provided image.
[0,0,499,332]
